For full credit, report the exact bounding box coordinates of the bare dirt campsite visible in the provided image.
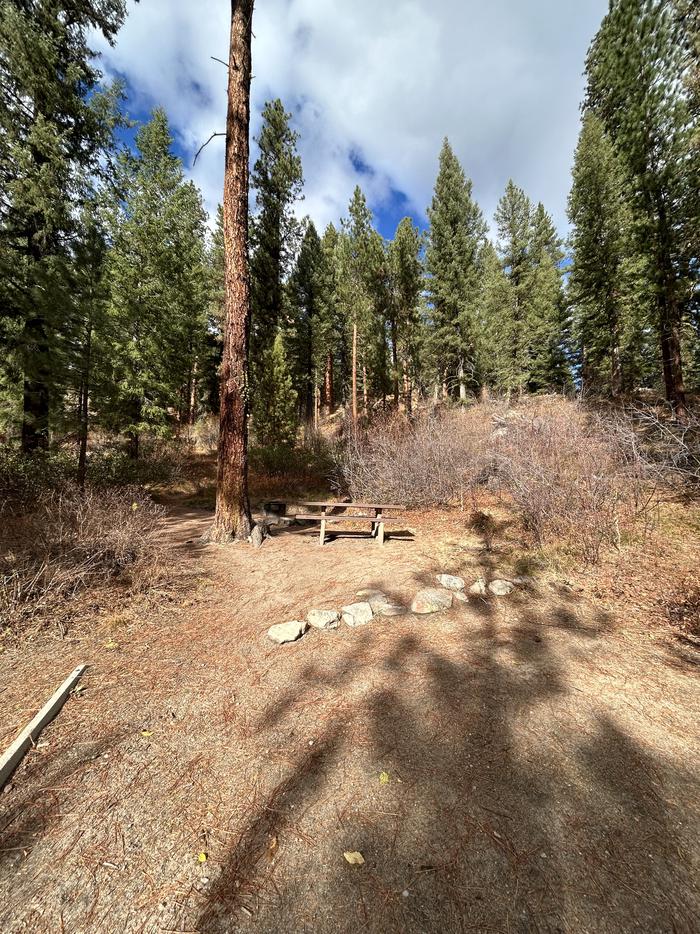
[2,1,700,933]
[2,405,700,934]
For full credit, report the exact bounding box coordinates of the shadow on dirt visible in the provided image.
[195,547,698,933]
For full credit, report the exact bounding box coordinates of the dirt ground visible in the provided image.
[0,496,698,934]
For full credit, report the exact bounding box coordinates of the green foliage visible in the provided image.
[103,109,209,448]
[585,0,699,408]
[568,111,654,396]
[252,333,298,447]
[0,0,127,449]
[387,217,424,403]
[250,99,304,391]
[425,139,487,396]
[484,182,569,394]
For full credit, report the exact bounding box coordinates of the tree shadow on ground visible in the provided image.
[194,548,698,933]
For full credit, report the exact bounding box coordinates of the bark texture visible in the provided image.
[210,0,255,543]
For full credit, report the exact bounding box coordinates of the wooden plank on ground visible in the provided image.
[0,664,87,789]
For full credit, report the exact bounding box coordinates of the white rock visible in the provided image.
[488,579,515,596]
[411,588,453,614]
[469,578,488,596]
[436,574,466,591]
[341,602,373,627]
[452,590,469,603]
[356,589,390,610]
[375,603,407,617]
[267,620,308,644]
[307,609,340,630]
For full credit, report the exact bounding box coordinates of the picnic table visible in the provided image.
[294,501,406,546]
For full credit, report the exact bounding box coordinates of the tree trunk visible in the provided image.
[351,321,358,429]
[390,317,399,407]
[658,295,687,420]
[402,369,412,414]
[77,321,92,489]
[20,315,50,453]
[362,362,368,414]
[189,357,198,426]
[458,360,467,402]
[209,0,255,543]
[322,351,333,413]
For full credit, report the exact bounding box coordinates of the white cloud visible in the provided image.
[92,0,608,235]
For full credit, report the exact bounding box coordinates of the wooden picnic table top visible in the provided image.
[296,501,406,511]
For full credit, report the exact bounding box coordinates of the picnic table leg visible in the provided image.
[376,509,384,544]
[319,506,327,546]
[370,507,379,538]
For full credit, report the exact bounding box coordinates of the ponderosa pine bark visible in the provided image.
[209,0,255,543]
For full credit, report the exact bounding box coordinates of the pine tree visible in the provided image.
[387,217,424,409]
[568,111,651,396]
[0,0,127,450]
[336,187,385,423]
[493,180,535,392]
[476,242,515,390]
[492,182,569,392]
[210,0,255,543]
[314,223,344,413]
[105,109,208,455]
[585,0,699,415]
[425,139,487,399]
[249,99,303,401]
[253,332,298,447]
[286,220,324,427]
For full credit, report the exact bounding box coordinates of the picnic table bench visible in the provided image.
[294,501,406,546]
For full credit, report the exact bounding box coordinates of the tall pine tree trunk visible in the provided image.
[390,318,399,407]
[20,315,50,453]
[323,351,334,413]
[656,198,687,420]
[458,360,467,402]
[209,0,254,543]
[351,321,358,429]
[77,319,92,489]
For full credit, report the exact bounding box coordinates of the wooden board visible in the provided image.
[295,502,406,510]
[0,664,87,789]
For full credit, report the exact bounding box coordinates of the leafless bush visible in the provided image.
[626,405,700,488]
[333,407,499,507]
[493,398,649,562]
[1,486,166,630]
[334,397,653,562]
[191,414,219,454]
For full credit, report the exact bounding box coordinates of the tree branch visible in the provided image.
[193,132,225,166]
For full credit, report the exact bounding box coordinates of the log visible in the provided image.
[0,664,87,789]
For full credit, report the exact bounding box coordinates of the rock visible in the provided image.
[452,590,469,603]
[411,588,453,614]
[512,575,536,587]
[267,620,307,644]
[375,602,407,617]
[250,524,266,548]
[307,609,340,630]
[469,578,488,596]
[356,589,390,610]
[488,579,515,596]
[341,602,373,627]
[436,573,465,591]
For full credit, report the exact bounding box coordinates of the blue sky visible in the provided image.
[93,0,609,242]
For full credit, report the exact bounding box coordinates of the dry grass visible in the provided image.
[1,486,166,631]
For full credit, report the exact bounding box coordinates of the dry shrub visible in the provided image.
[493,397,647,562]
[334,407,498,507]
[335,397,651,562]
[1,485,166,630]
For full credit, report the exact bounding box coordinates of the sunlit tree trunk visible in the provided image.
[209,0,255,543]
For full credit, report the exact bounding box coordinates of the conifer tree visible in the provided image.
[476,242,515,389]
[585,0,698,415]
[314,223,344,412]
[0,0,127,450]
[336,187,385,423]
[387,218,424,409]
[249,99,303,411]
[105,109,208,455]
[568,111,651,396]
[425,139,487,399]
[286,220,324,426]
